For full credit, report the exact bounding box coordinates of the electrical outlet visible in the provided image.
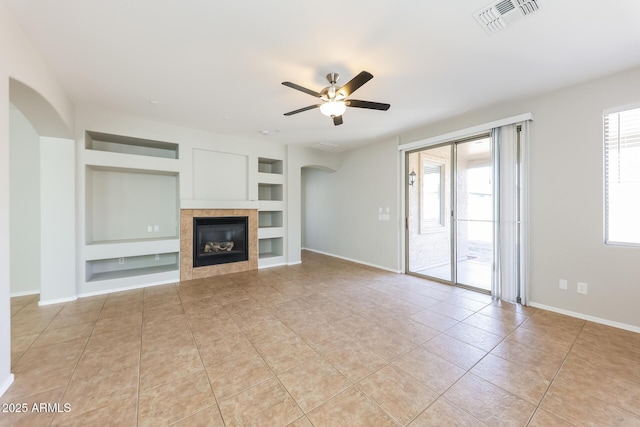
[577,282,588,294]
[559,279,568,290]
[154,254,160,261]
[118,257,125,265]
[153,225,159,232]
[147,225,152,232]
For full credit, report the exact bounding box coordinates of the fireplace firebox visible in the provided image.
[193,216,248,267]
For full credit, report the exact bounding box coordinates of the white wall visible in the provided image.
[301,167,335,250]
[0,61,13,398]
[301,138,401,272]
[40,138,76,305]
[9,105,41,296]
[0,4,75,397]
[287,145,340,265]
[192,150,248,201]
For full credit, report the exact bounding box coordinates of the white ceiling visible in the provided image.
[5,0,640,151]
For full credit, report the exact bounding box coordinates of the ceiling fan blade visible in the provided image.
[282,81,322,98]
[339,71,373,97]
[283,104,321,116]
[345,99,390,111]
[333,115,343,126]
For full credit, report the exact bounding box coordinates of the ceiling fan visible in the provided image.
[282,71,390,126]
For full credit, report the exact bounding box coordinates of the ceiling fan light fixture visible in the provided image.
[320,100,346,117]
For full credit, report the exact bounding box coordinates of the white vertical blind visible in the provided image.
[604,107,640,246]
[491,122,529,304]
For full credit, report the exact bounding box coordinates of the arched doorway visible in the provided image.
[8,79,75,304]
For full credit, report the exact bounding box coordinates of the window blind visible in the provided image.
[421,161,443,228]
[604,107,640,245]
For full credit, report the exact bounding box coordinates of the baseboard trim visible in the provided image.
[38,296,78,306]
[0,374,14,398]
[302,248,401,274]
[258,262,288,269]
[529,302,640,334]
[78,279,177,299]
[10,290,39,298]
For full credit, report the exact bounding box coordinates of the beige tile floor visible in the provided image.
[2,251,640,426]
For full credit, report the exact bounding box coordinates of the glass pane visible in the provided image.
[456,138,492,290]
[607,146,640,244]
[407,146,451,281]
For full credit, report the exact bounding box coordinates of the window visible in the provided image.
[604,106,640,246]
[420,157,445,232]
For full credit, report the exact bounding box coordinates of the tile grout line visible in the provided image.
[177,280,229,427]
[47,295,108,427]
[400,302,535,426]
[223,284,316,423]
[524,320,586,427]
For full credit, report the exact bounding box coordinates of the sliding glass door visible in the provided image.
[406,136,493,291]
[454,138,493,290]
[407,145,453,282]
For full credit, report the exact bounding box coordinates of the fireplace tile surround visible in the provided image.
[180,209,258,281]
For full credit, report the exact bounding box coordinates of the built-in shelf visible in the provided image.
[84,238,179,261]
[86,252,179,282]
[258,227,284,240]
[86,237,179,246]
[82,131,181,292]
[257,157,285,263]
[86,131,179,159]
[258,158,283,174]
[257,172,283,185]
[258,183,283,201]
[181,200,260,210]
[83,150,180,173]
[259,237,283,258]
[259,211,283,228]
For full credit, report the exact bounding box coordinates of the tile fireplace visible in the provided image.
[180,209,258,281]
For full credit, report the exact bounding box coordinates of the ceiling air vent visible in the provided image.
[474,0,541,34]
[311,141,339,152]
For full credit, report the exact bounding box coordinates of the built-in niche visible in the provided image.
[85,166,179,244]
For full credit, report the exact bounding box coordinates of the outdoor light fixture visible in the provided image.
[409,170,416,186]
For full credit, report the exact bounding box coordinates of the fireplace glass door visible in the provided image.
[193,216,248,267]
